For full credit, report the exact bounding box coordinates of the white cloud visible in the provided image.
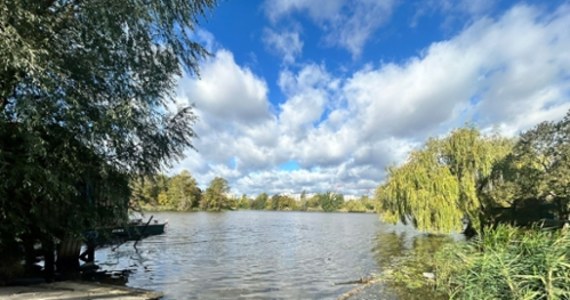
[343,4,570,139]
[264,0,397,58]
[412,0,497,28]
[173,5,570,197]
[263,28,304,64]
[426,0,496,16]
[177,50,271,124]
[264,0,345,23]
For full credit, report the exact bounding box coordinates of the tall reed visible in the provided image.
[435,225,570,300]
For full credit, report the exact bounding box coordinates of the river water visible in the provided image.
[96,211,441,299]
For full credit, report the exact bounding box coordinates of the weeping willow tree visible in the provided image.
[0,0,217,279]
[377,127,513,234]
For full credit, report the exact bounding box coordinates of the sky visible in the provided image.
[170,0,570,197]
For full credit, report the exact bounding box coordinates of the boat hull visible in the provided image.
[85,223,166,246]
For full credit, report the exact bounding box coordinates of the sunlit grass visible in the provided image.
[381,226,570,299]
[436,225,570,300]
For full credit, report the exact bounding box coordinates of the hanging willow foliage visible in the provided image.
[376,127,514,234]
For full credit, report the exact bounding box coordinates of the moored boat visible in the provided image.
[84,218,167,246]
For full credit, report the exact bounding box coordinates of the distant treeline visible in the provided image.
[131,172,375,213]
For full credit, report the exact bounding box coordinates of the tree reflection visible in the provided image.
[370,227,453,300]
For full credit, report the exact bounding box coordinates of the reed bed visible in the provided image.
[435,225,570,300]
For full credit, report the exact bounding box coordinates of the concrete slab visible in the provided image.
[0,281,163,300]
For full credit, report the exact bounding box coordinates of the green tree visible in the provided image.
[157,191,170,207]
[267,194,298,211]
[280,195,299,211]
[481,114,570,224]
[130,177,152,206]
[0,0,216,278]
[319,192,344,212]
[167,171,201,211]
[299,190,308,211]
[306,194,321,210]
[359,195,376,211]
[252,193,269,210]
[343,200,367,212]
[201,177,230,211]
[130,174,170,207]
[377,127,513,234]
[238,194,251,209]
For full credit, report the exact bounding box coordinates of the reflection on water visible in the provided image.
[367,227,460,300]
[373,230,455,268]
[96,211,449,299]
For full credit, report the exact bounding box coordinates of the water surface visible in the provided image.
[97,211,432,299]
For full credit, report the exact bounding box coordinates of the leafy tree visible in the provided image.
[377,127,513,234]
[157,191,170,207]
[279,195,299,211]
[252,193,269,210]
[130,177,154,206]
[135,174,169,206]
[201,177,230,211]
[306,195,321,210]
[0,0,216,277]
[227,196,239,210]
[343,200,367,212]
[481,113,570,224]
[299,190,308,211]
[359,195,376,211]
[266,194,298,211]
[318,192,344,212]
[238,194,251,209]
[167,171,201,211]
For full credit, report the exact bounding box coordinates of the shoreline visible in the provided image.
[0,281,162,300]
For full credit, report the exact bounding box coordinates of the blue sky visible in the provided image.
[172,0,570,197]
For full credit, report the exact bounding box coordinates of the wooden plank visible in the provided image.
[0,281,163,300]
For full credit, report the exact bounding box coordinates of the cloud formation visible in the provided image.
[264,0,397,58]
[263,28,304,64]
[174,4,570,197]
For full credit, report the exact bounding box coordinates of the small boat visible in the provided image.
[85,217,167,246]
[108,219,166,240]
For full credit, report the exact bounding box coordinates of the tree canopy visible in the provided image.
[480,114,570,225]
[201,177,231,211]
[376,127,513,233]
[1,0,215,174]
[0,0,216,277]
[377,115,570,234]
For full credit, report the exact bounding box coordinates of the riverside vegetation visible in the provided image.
[131,174,376,213]
[374,113,570,299]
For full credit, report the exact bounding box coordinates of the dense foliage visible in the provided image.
[480,116,570,226]
[377,113,570,234]
[0,0,216,279]
[201,177,231,211]
[377,127,513,233]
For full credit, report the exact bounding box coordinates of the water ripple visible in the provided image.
[96,211,419,299]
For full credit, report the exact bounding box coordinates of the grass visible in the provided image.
[381,225,570,300]
[435,225,570,300]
